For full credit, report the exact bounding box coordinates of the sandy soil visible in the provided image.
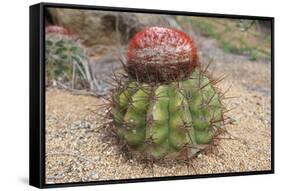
[45,54,271,183]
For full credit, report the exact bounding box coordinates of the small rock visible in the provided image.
[93,156,101,161]
[91,172,99,179]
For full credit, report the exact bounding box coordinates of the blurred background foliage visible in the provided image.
[177,16,271,61]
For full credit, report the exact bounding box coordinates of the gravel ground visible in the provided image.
[45,50,271,183]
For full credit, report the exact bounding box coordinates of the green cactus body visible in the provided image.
[112,69,222,159]
[110,27,225,160]
[45,26,89,88]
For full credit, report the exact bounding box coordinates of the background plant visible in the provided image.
[45,26,94,90]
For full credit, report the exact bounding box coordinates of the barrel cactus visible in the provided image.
[45,25,90,89]
[111,27,225,160]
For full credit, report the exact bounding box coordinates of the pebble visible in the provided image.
[93,156,101,161]
[91,172,99,179]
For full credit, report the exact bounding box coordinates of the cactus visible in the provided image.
[45,25,90,89]
[111,27,225,160]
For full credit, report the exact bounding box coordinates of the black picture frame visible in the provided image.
[29,2,275,189]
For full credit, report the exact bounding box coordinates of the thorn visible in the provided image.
[221,83,232,95]
[222,106,237,114]
[90,109,107,118]
[222,96,239,100]
[186,160,197,174]
[204,92,217,106]
[202,58,213,73]
[119,57,128,73]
